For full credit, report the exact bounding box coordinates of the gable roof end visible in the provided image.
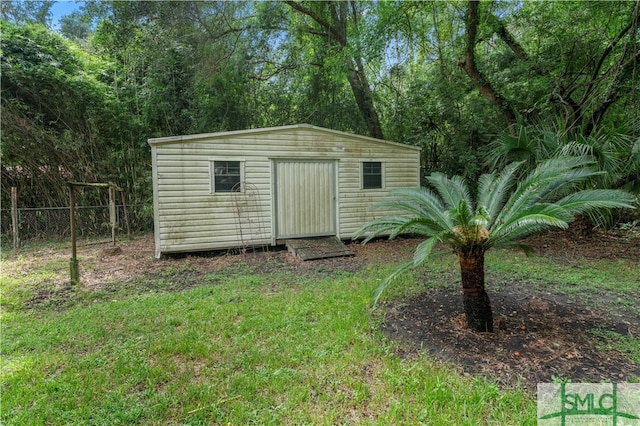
[147,124,420,151]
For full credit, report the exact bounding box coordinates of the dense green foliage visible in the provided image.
[2,1,639,214]
[1,20,147,207]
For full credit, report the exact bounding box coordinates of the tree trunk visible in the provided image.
[458,248,494,332]
[460,1,518,136]
[285,0,385,140]
[345,58,385,140]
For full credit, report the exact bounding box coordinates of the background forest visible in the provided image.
[2,0,639,236]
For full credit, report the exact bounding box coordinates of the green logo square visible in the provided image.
[538,383,640,425]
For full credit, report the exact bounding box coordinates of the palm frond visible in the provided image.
[561,134,633,187]
[485,125,535,170]
[489,174,636,246]
[451,199,474,227]
[353,187,458,243]
[426,172,473,211]
[473,205,491,227]
[388,216,449,239]
[493,157,599,226]
[503,203,574,227]
[370,235,447,308]
[370,187,453,230]
[488,203,572,247]
[555,189,637,215]
[412,236,440,267]
[370,188,432,210]
[560,141,593,158]
[478,161,523,228]
[353,215,413,243]
[371,260,415,308]
[488,220,567,248]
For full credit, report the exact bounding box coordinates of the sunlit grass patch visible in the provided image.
[4,234,638,425]
[485,249,639,316]
[591,328,640,366]
[2,265,537,425]
[1,255,71,310]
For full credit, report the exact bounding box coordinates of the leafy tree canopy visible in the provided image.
[1,1,639,212]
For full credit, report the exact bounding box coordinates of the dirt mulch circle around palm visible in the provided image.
[378,230,640,391]
[24,229,640,391]
[382,285,639,391]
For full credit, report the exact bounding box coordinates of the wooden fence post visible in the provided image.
[11,187,19,253]
[69,185,79,285]
[109,185,116,246]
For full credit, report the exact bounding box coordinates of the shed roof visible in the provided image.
[147,124,421,151]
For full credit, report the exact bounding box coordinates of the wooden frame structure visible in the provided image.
[68,182,125,284]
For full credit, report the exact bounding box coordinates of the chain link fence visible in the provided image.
[1,204,154,246]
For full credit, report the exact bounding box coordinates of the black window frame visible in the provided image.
[362,161,383,189]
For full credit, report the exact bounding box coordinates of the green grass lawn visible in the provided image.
[2,237,638,425]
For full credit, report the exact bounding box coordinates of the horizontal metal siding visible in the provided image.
[338,156,420,239]
[155,153,272,253]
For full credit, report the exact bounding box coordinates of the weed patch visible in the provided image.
[591,328,640,365]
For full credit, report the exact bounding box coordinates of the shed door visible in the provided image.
[274,160,336,239]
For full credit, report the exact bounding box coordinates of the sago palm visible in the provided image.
[354,157,636,332]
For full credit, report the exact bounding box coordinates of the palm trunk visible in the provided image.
[458,248,494,332]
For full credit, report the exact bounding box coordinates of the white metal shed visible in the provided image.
[148,124,421,257]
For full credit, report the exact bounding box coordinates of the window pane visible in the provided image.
[363,174,382,189]
[215,176,240,192]
[214,161,241,192]
[364,162,381,174]
[363,162,382,189]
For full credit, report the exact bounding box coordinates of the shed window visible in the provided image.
[213,161,242,193]
[362,162,382,189]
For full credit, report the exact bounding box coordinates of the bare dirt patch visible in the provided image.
[521,228,640,261]
[14,230,640,390]
[74,234,419,289]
